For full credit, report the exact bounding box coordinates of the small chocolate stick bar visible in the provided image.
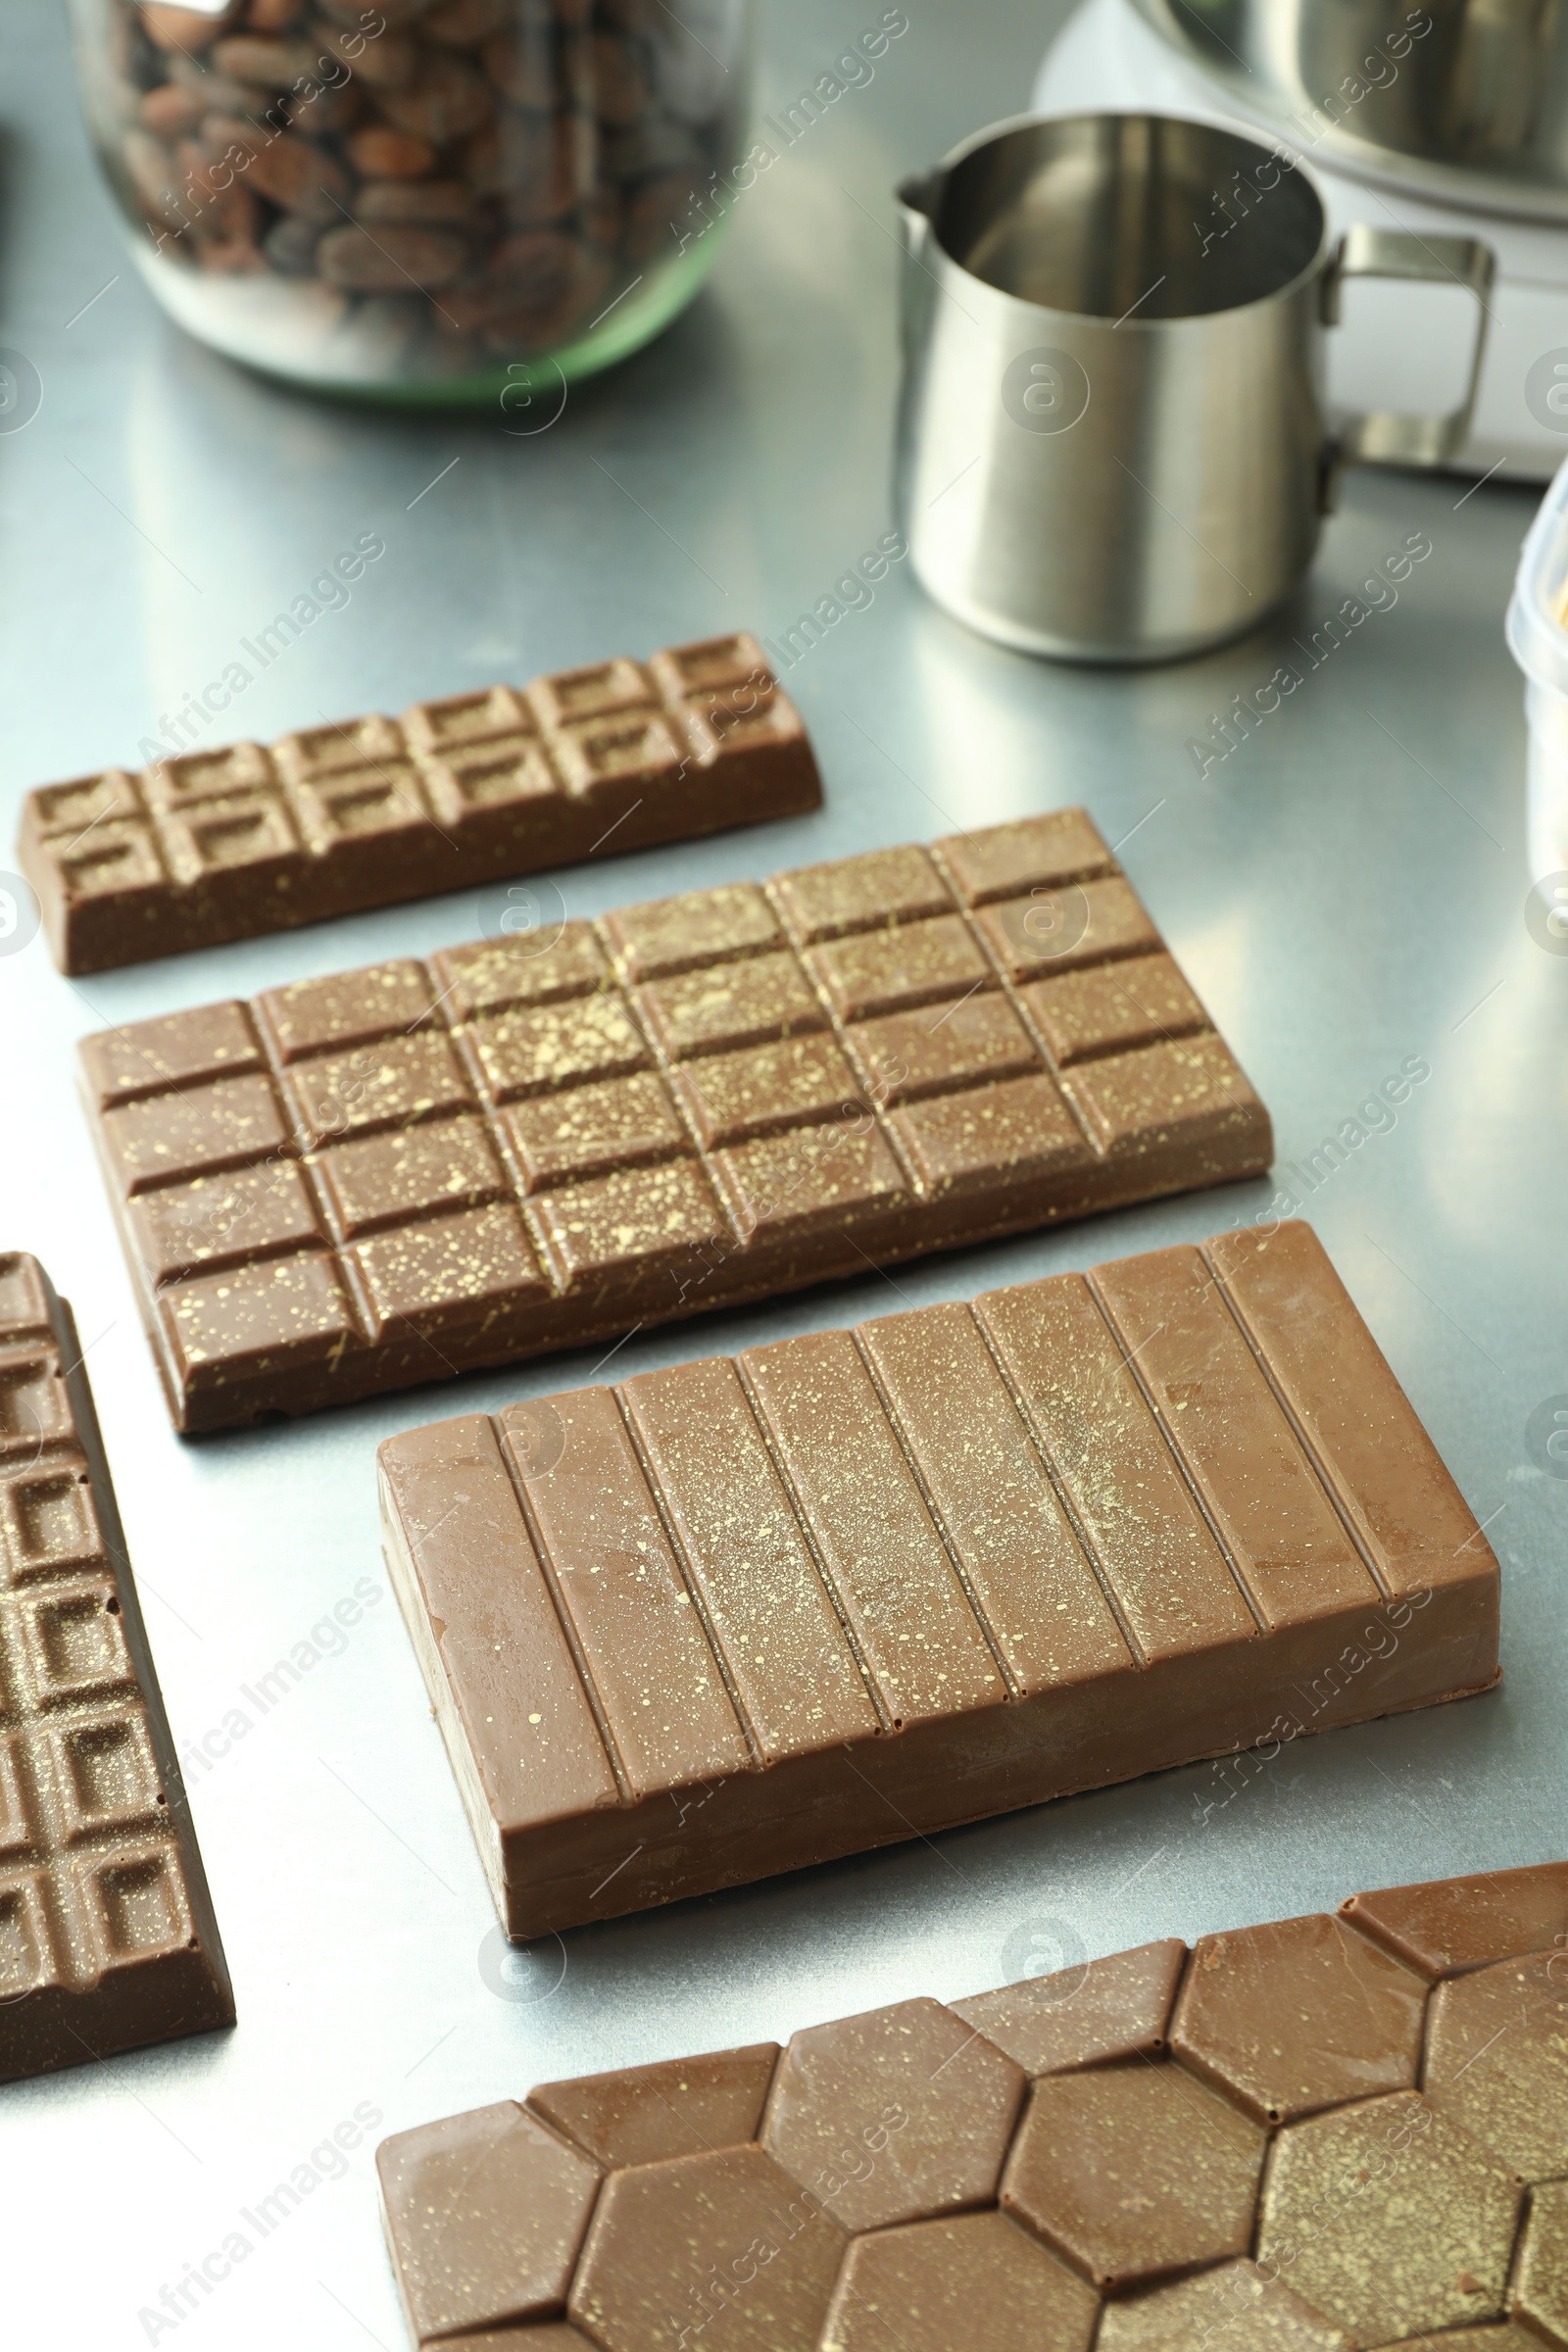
[0,1254,232,2083]
[19,634,820,974]
[377,1219,1498,1941]
[79,810,1271,1433]
[374,1858,1566,2351]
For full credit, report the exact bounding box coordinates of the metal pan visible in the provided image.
[1132,0,1568,220]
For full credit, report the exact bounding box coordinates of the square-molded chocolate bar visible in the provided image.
[20,633,820,973]
[375,1858,1566,2351]
[378,1219,1498,1941]
[0,1254,232,2082]
[80,811,1272,1433]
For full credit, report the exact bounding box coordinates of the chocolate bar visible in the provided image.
[377,1218,1498,1941]
[80,810,1271,1433]
[20,633,819,974]
[0,1254,232,2083]
[375,1858,1567,2351]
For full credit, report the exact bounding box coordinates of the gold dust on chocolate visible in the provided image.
[374,1861,1568,2352]
[1257,2088,1521,2343]
[378,1218,1498,1941]
[21,633,819,973]
[83,810,1272,1431]
[0,1253,231,2083]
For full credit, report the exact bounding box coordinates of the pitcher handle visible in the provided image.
[1322,226,1495,476]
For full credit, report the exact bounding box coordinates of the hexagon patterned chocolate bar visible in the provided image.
[0,1253,231,2083]
[80,811,1271,1432]
[19,634,820,974]
[378,1219,1499,1941]
[375,1860,1568,2352]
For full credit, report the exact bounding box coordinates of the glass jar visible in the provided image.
[68,0,753,401]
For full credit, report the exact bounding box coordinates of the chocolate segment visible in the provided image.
[376,1221,1498,1940]
[1258,2090,1521,2343]
[375,1862,1566,2352]
[1002,2062,1267,2290]
[1168,1911,1428,2124]
[1340,1858,1568,1977]
[1096,2262,1355,2350]
[82,812,1271,1432]
[0,1253,232,2082]
[21,635,819,973]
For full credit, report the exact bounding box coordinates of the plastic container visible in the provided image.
[1507,456,1568,888]
[68,0,753,403]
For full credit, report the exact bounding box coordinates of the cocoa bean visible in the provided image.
[139,82,204,136]
[589,29,646,126]
[315,21,419,85]
[166,55,253,109]
[245,129,353,217]
[558,29,594,109]
[489,108,597,221]
[622,166,698,259]
[479,28,554,109]
[317,0,433,24]
[424,0,507,42]
[438,283,496,329]
[487,225,607,325]
[375,52,494,140]
[577,184,619,247]
[180,153,262,241]
[357,175,474,222]
[318,219,466,286]
[294,76,363,132]
[212,34,320,83]
[346,123,437,175]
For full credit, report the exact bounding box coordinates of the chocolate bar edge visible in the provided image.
[19,658,823,977]
[2,1264,235,2083]
[382,1427,1498,1941]
[375,1221,1499,1942]
[89,1059,1269,1437]
[370,1856,1567,2350]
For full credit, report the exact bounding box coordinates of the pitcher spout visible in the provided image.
[896,168,942,262]
[895,167,944,359]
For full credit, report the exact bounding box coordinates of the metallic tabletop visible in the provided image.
[0,3,1560,2344]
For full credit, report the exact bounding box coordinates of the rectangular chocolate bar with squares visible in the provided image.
[0,1254,232,2082]
[79,810,1271,1432]
[374,1857,1562,2351]
[19,633,820,973]
[377,1219,1498,1940]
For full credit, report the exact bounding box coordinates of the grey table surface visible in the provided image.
[0,2,1562,2343]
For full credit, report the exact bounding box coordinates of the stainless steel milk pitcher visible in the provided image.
[895,113,1494,663]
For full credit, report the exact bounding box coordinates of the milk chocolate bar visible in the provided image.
[377,1219,1498,1941]
[80,810,1271,1433]
[375,1857,1567,2351]
[21,633,819,974]
[0,1254,232,2082]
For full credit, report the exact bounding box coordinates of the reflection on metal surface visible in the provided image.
[1134,0,1568,218]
